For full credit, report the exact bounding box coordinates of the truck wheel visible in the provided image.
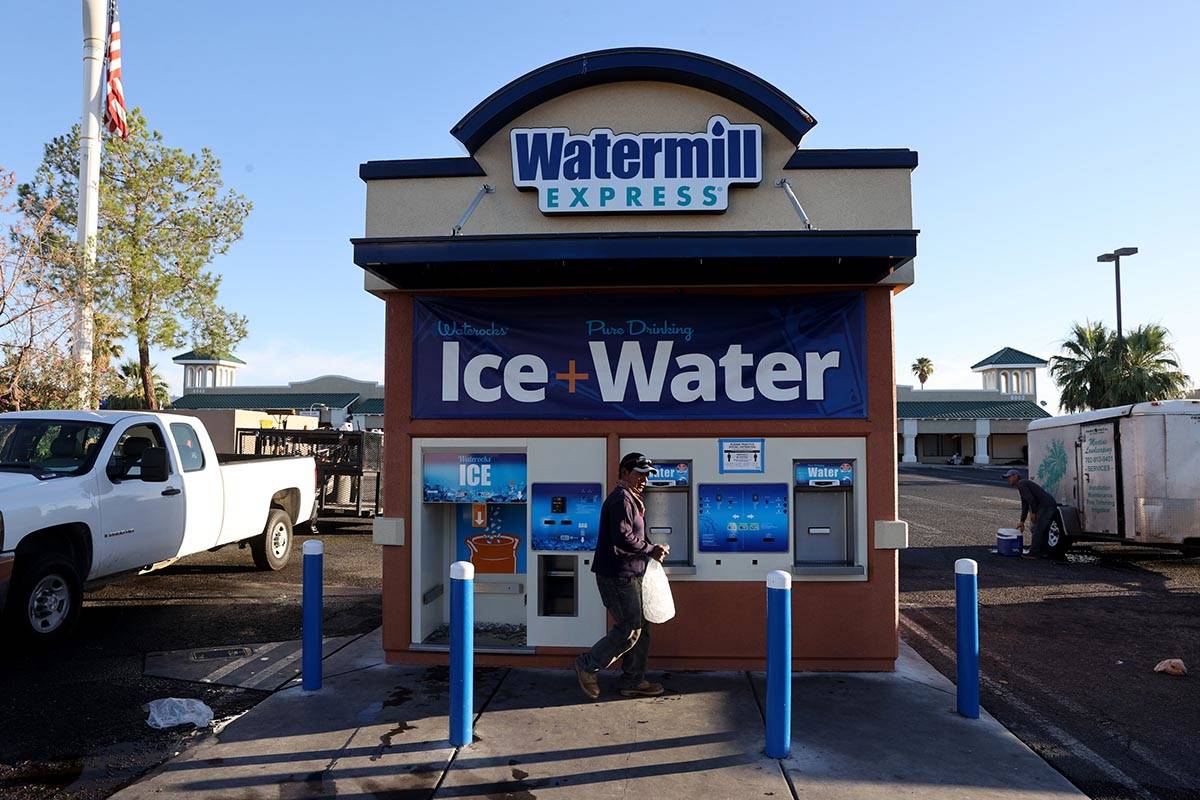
[4,553,83,644]
[251,508,293,571]
[1047,517,1072,557]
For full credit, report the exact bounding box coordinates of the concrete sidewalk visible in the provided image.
[113,630,1084,799]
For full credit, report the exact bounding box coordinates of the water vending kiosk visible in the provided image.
[360,47,917,670]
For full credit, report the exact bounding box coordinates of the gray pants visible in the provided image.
[1030,505,1057,555]
[578,574,650,685]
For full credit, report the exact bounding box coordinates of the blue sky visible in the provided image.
[4,1,1197,410]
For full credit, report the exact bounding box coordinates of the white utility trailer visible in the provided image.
[1027,400,1200,555]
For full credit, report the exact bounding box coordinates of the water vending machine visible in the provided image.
[793,460,855,565]
[643,460,692,565]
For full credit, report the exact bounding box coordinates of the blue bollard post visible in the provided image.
[955,558,980,718]
[765,569,792,758]
[449,560,475,747]
[302,539,324,692]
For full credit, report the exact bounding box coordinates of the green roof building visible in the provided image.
[898,347,1051,465]
[170,349,384,429]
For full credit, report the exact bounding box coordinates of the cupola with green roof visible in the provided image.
[173,349,245,392]
[970,347,1047,397]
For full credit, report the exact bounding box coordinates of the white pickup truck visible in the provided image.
[0,410,318,642]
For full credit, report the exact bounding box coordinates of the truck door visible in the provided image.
[167,420,224,558]
[1079,422,1121,535]
[97,421,186,575]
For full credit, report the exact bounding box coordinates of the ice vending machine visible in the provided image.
[793,461,855,565]
[643,461,692,565]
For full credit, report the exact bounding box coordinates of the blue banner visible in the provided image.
[422,452,527,503]
[794,461,855,486]
[413,293,866,420]
[530,483,603,551]
[698,483,789,552]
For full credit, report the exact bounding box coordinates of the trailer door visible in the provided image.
[1080,422,1121,535]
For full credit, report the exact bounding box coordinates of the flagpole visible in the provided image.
[74,0,106,408]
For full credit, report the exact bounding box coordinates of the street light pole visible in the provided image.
[1113,254,1123,341]
[1097,247,1138,343]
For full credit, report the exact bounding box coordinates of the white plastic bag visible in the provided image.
[642,558,676,623]
[145,698,214,730]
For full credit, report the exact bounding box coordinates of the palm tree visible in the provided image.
[1051,321,1189,411]
[106,358,170,409]
[1051,322,1114,412]
[911,357,934,389]
[1109,324,1190,405]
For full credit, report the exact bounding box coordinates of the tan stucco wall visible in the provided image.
[363,81,912,245]
[991,434,1028,460]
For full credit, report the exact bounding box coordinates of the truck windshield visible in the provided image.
[0,420,111,478]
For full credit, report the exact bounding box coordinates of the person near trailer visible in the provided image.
[574,452,670,699]
[1004,468,1060,559]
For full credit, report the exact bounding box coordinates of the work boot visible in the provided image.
[574,656,600,700]
[619,680,664,697]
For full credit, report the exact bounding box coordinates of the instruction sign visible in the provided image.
[698,483,789,552]
[719,439,765,473]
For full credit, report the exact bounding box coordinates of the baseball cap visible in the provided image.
[1003,469,1022,478]
[620,452,658,475]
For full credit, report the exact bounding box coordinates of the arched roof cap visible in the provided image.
[451,47,817,154]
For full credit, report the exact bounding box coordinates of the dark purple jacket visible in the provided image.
[591,485,654,578]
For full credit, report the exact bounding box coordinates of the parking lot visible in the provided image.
[899,465,1200,800]
[4,472,1198,800]
[0,518,381,800]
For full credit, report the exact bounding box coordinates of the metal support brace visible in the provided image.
[775,178,815,230]
[452,184,494,235]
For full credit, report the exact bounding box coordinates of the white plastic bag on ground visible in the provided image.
[146,698,214,729]
[642,558,676,623]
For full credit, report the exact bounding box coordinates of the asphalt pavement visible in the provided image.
[0,517,381,800]
[899,464,1200,800]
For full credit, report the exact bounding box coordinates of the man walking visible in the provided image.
[1004,468,1060,559]
[574,452,669,699]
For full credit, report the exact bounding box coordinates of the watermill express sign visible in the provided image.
[510,115,762,214]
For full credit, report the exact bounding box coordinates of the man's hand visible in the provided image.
[1017,522,1026,533]
[650,544,670,562]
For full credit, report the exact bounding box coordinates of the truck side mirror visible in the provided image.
[139,447,170,482]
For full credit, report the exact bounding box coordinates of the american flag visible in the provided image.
[103,0,127,139]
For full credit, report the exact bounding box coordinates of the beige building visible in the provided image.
[170,350,384,429]
[898,347,1050,465]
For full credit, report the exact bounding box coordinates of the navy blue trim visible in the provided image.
[451,48,817,155]
[353,230,916,290]
[359,157,486,181]
[358,149,919,181]
[785,149,918,170]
